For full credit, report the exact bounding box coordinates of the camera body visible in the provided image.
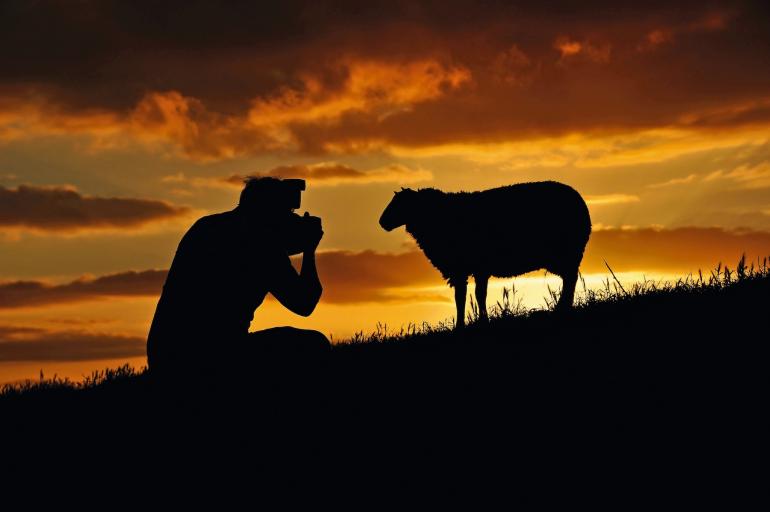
[283,211,322,255]
[276,178,306,211]
[271,178,321,255]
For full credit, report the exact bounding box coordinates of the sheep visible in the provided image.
[379,181,592,328]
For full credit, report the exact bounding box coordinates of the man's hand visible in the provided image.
[303,212,323,253]
[270,213,323,317]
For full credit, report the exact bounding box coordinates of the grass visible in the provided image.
[0,363,142,399]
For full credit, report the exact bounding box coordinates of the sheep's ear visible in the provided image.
[400,187,407,191]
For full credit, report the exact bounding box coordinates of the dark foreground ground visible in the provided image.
[1,262,767,504]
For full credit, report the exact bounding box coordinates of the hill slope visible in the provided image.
[2,259,767,503]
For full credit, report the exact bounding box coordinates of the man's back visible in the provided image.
[147,210,282,372]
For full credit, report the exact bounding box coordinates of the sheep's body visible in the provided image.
[379,181,592,327]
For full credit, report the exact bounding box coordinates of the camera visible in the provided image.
[276,178,306,211]
[273,179,322,255]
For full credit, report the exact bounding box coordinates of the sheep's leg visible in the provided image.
[557,271,578,311]
[474,275,489,323]
[453,279,467,329]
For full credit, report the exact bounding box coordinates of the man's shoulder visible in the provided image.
[185,210,237,236]
[175,210,239,251]
[193,210,237,229]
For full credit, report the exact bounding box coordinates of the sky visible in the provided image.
[1,0,770,383]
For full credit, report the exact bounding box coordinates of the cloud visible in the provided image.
[638,10,733,52]
[490,45,537,86]
[0,58,471,160]
[0,270,167,309]
[583,227,770,273]
[554,36,612,63]
[164,163,432,191]
[647,174,698,189]
[0,249,446,309]
[0,250,443,308]
[0,185,189,232]
[638,161,770,192]
[704,162,770,190]
[313,250,445,303]
[0,325,145,362]
[245,163,432,186]
[585,194,640,206]
[1,2,769,159]
[246,59,470,140]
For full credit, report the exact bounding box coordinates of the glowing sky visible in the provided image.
[2,1,770,383]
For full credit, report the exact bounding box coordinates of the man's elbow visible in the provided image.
[294,300,318,317]
[295,288,322,317]
[295,304,315,317]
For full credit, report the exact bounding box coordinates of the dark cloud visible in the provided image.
[0,325,145,362]
[1,1,768,158]
[0,270,167,309]
[0,185,189,231]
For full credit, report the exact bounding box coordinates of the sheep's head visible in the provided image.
[379,188,417,232]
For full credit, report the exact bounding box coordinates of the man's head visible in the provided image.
[238,177,306,216]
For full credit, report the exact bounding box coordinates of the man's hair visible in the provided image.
[239,176,283,209]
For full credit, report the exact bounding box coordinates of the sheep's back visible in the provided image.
[452,182,591,276]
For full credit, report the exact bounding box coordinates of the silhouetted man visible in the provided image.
[146,177,330,378]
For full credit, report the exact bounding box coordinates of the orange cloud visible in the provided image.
[247,59,471,139]
[1,3,767,160]
[585,194,640,206]
[246,162,432,186]
[312,250,444,303]
[0,185,189,232]
[583,227,770,273]
[0,59,471,160]
[164,163,432,190]
[554,36,611,62]
[704,162,770,190]
[647,174,699,189]
[555,38,582,58]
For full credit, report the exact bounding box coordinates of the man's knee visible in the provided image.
[286,329,331,355]
[249,327,330,355]
[295,329,331,353]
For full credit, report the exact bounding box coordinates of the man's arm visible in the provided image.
[269,250,322,317]
[268,214,324,317]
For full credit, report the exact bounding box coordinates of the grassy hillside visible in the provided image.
[2,257,767,503]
